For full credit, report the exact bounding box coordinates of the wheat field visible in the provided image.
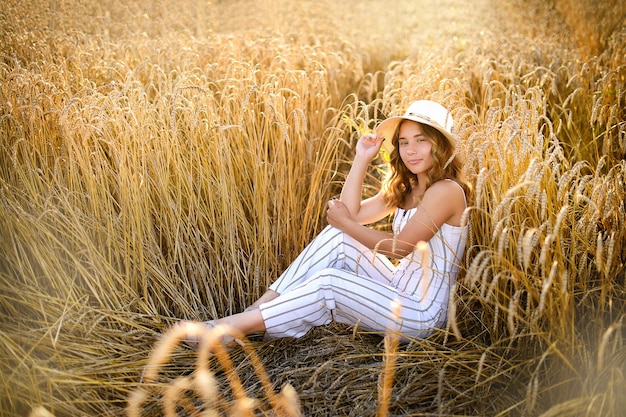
[1,0,625,416]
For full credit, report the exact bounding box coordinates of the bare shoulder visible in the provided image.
[424,180,465,201]
[422,180,466,224]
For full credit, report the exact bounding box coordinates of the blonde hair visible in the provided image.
[381,120,471,208]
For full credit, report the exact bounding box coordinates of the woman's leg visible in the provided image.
[176,309,266,348]
[245,225,394,312]
[259,269,394,339]
[259,268,444,341]
[268,225,394,293]
[244,289,280,311]
[176,226,397,344]
[214,309,266,335]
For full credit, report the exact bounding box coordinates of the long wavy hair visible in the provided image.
[381,120,471,208]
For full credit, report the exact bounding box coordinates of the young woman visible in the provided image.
[179,100,470,344]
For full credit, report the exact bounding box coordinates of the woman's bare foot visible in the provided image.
[174,309,266,349]
[174,320,243,349]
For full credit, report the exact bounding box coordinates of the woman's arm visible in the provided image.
[339,134,391,224]
[328,180,466,259]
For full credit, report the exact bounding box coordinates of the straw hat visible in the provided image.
[376,100,456,155]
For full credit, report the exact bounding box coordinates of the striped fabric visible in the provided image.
[259,185,468,341]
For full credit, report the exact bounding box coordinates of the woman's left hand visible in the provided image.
[326,198,353,230]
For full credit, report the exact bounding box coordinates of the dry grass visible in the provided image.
[1,0,625,416]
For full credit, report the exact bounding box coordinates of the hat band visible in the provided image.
[406,112,446,131]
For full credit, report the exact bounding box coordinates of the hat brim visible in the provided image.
[375,115,457,155]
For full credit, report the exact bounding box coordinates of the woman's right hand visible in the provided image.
[355,134,385,162]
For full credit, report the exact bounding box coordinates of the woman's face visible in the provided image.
[397,121,433,176]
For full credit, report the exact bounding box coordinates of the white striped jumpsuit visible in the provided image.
[258,187,468,341]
